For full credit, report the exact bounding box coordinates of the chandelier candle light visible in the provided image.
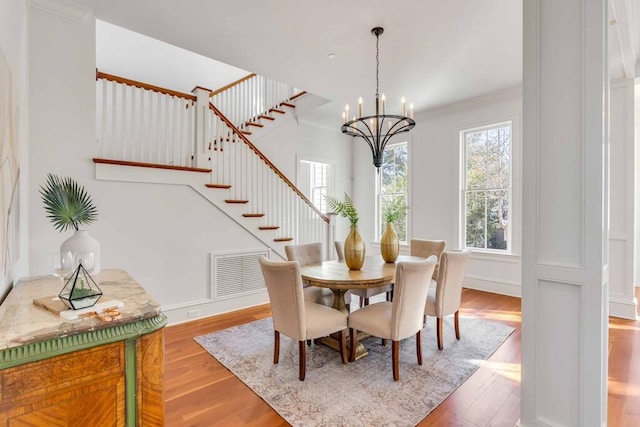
[341,27,415,169]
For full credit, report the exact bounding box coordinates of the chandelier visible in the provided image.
[341,27,415,169]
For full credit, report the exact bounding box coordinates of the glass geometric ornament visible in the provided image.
[58,262,103,310]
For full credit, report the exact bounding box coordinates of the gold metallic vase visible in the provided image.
[380,222,399,263]
[344,226,365,270]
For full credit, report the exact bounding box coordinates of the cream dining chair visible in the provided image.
[424,249,472,350]
[259,257,348,381]
[286,242,351,310]
[409,239,447,283]
[335,240,391,307]
[348,256,437,381]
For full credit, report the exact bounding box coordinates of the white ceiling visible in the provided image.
[86,0,638,125]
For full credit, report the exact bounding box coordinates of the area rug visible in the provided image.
[195,316,514,427]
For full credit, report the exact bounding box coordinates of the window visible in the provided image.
[377,142,408,242]
[298,159,334,212]
[461,122,511,251]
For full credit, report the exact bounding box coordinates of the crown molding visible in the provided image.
[28,0,92,26]
[416,85,523,122]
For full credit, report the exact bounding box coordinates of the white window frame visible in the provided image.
[460,121,513,254]
[296,156,337,214]
[375,141,410,243]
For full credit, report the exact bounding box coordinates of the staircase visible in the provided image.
[94,70,331,258]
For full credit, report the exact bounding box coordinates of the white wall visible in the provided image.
[251,114,353,239]
[0,0,29,298]
[28,8,265,324]
[27,7,352,324]
[608,79,637,319]
[352,88,523,296]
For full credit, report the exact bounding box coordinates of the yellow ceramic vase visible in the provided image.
[380,222,399,263]
[344,226,365,270]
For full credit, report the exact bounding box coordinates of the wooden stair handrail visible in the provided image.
[93,158,211,173]
[210,73,256,97]
[96,70,197,102]
[209,103,329,223]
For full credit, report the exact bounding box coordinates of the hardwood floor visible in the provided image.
[165,288,640,426]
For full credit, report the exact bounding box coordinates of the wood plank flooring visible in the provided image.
[165,288,640,426]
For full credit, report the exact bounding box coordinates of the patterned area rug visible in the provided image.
[195,316,514,427]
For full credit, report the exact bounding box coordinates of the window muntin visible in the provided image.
[377,142,408,242]
[299,159,333,213]
[462,123,511,251]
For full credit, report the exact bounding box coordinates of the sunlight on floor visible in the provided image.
[463,309,521,323]
[608,322,640,332]
[469,359,522,383]
[608,380,640,397]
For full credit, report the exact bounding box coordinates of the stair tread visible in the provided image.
[246,122,264,128]
[280,102,295,108]
[269,108,285,114]
[274,237,294,242]
[258,115,275,121]
[259,226,280,230]
[243,213,265,218]
[225,199,249,204]
[289,91,307,100]
[206,183,232,189]
[240,130,253,135]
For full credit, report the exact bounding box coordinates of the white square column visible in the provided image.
[522,0,609,425]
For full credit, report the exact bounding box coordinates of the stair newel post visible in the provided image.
[326,212,337,261]
[191,86,213,169]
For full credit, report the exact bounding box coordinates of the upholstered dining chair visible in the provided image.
[335,240,392,307]
[286,242,351,310]
[424,249,472,350]
[409,239,447,282]
[348,256,437,381]
[259,257,348,381]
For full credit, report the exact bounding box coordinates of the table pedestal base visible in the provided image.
[317,331,369,360]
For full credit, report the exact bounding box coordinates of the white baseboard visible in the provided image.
[463,275,522,298]
[609,296,638,320]
[162,291,270,325]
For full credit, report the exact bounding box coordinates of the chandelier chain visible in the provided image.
[375,32,380,98]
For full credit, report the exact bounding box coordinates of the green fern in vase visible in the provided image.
[325,193,359,228]
[382,197,408,224]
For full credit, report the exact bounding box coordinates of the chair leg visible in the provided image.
[299,340,306,381]
[306,339,311,347]
[386,290,392,301]
[346,303,351,312]
[349,328,358,362]
[339,330,348,364]
[274,331,280,364]
[359,296,364,307]
[392,341,400,381]
[437,317,444,350]
[364,297,369,306]
[454,310,460,340]
[382,338,388,346]
[416,330,422,365]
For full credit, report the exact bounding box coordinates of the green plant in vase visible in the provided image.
[40,173,101,275]
[39,173,98,232]
[380,197,408,263]
[326,193,365,270]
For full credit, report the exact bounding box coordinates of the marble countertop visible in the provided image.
[0,269,162,349]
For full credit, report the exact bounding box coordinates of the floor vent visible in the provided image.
[211,250,269,300]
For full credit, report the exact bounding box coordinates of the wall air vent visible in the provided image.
[211,250,269,300]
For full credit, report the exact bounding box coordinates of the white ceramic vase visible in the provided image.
[60,230,101,275]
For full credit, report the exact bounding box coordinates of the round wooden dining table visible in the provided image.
[299,254,428,359]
